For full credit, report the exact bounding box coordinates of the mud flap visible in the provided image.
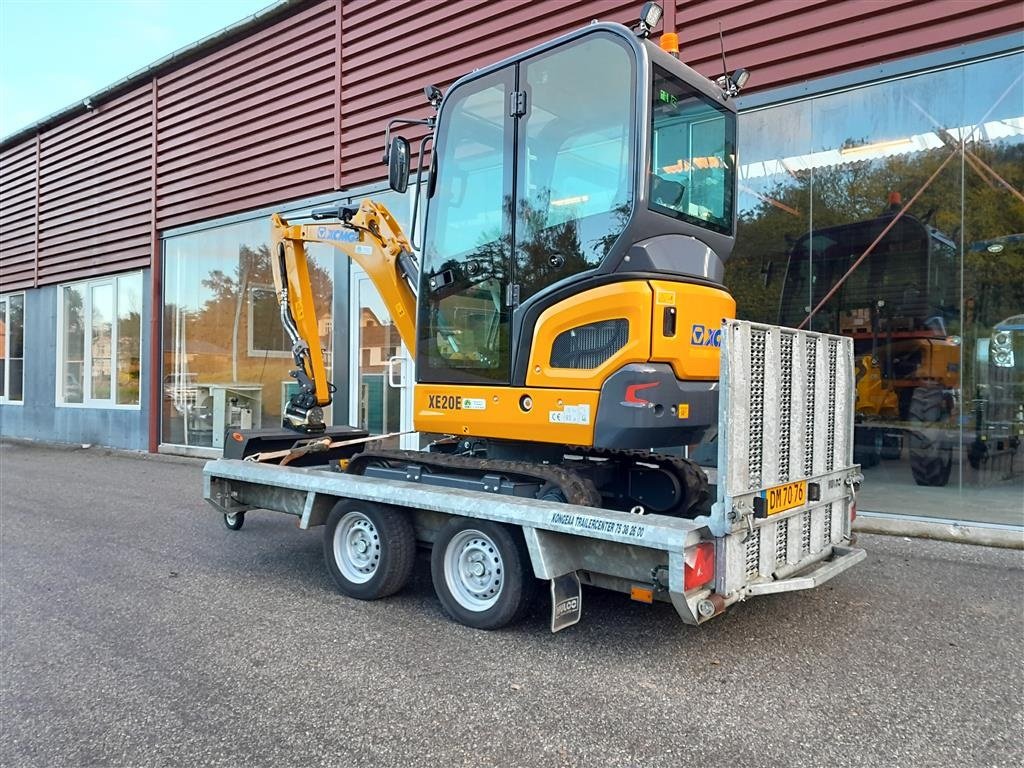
[550,572,582,633]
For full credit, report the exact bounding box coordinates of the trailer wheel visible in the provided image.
[431,518,535,630]
[323,500,415,600]
[223,512,245,530]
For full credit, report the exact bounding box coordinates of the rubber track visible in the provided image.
[347,449,603,508]
[566,446,711,514]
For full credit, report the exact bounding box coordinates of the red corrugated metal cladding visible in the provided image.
[672,0,1022,92]
[339,0,644,187]
[37,85,153,286]
[0,139,36,291]
[338,0,1022,187]
[0,0,1021,293]
[155,0,338,230]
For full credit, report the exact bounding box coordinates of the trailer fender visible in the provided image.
[298,491,337,529]
[521,526,582,580]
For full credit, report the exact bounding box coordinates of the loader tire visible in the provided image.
[908,387,953,487]
[853,428,881,469]
[323,500,416,600]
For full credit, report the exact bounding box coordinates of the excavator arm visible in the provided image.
[269,199,419,433]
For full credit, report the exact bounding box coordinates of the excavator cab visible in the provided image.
[415,23,737,385]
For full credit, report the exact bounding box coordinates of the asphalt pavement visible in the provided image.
[1,439,1022,767]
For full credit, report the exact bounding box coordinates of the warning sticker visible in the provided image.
[548,404,590,425]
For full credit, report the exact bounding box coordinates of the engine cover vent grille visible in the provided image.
[550,319,628,370]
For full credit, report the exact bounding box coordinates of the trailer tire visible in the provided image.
[323,500,415,600]
[223,512,245,530]
[431,518,536,630]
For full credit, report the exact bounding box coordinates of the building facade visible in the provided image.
[1,0,1021,527]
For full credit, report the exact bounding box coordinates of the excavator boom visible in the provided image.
[269,199,418,432]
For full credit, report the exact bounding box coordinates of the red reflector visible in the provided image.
[684,541,715,591]
[231,432,244,443]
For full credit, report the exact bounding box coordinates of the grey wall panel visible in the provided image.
[0,275,150,451]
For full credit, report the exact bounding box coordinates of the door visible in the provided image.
[349,265,417,450]
[417,65,516,385]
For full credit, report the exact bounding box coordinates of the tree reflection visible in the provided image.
[729,141,1024,333]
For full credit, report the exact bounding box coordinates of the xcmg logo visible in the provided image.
[316,226,358,242]
[690,324,722,347]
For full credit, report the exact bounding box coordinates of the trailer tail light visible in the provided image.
[684,541,715,591]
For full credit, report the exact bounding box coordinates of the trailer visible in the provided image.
[204,320,865,631]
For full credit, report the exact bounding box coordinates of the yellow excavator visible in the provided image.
[261,3,750,517]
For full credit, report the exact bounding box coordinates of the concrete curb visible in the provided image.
[855,515,1024,550]
[0,437,206,466]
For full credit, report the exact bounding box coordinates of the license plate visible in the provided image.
[764,480,808,516]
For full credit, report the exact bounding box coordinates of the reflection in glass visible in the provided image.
[728,99,812,326]
[117,274,142,405]
[91,283,113,400]
[0,299,6,398]
[162,219,333,448]
[723,52,1023,526]
[516,33,634,300]
[62,286,85,404]
[650,65,735,234]
[356,276,401,444]
[8,294,23,402]
[420,67,512,383]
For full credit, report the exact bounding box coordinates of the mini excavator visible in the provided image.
[264,3,751,517]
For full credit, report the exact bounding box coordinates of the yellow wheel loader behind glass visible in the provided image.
[261,6,750,517]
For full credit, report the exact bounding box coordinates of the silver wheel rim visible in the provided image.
[225,513,239,526]
[333,511,380,584]
[444,529,504,612]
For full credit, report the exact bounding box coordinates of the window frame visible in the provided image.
[56,272,143,410]
[648,64,737,236]
[0,291,25,405]
[246,284,293,359]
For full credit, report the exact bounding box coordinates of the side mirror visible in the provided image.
[426,151,438,199]
[387,136,410,193]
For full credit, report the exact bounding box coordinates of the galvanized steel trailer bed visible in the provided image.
[203,319,866,630]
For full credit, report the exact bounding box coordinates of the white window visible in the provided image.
[247,285,291,358]
[0,292,25,404]
[57,273,143,408]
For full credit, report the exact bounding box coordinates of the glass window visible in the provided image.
[117,274,143,405]
[515,33,635,300]
[58,274,143,407]
[0,293,25,402]
[61,285,85,404]
[650,66,736,235]
[248,285,291,356]
[162,219,333,448]
[420,67,514,383]
[91,283,113,401]
[718,51,1023,528]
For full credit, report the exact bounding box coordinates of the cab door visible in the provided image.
[417,65,516,385]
